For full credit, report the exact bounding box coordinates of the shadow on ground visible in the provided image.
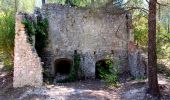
[1,70,170,100]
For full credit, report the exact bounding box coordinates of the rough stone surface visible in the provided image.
[128,42,147,78]
[14,4,144,87]
[13,14,43,87]
[41,4,132,77]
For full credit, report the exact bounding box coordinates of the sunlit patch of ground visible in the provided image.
[0,71,170,100]
[18,86,120,100]
[158,59,170,76]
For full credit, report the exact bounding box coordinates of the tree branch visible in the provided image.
[125,6,148,14]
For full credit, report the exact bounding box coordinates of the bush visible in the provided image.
[97,59,121,86]
[22,17,48,54]
[0,12,15,71]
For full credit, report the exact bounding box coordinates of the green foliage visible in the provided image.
[48,0,120,8]
[122,0,148,50]
[124,0,170,60]
[0,12,15,71]
[97,60,113,79]
[157,36,170,59]
[48,0,66,4]
[124,0,170,79]
[48,0,92,7]
[157,22,170,59]
[0,0,16,71]
[69,52,81,80]
[97,59,120,86]
[22,19,36,44]
[17,0,35,13]
[0,0,35,13]
[35,18,48,53]
[22,17,48,52]
[0,0,16,13]
[133,14,148,48]
[71,0,91,7]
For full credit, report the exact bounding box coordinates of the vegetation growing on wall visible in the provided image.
[96,59,120,86]
[47,0,123,8]
[22,18,36,44]
[67,51,81,81]
[35,17,48,53]
[22,17,48,53]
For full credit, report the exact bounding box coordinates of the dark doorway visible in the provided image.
[95,59,113,79]
[54,58,73,75]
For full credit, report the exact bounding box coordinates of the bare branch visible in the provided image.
[145,0,149,4]
[156,1,170,6]
[146,0,170,7]
[125,6,148,14]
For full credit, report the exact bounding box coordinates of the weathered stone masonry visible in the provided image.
[41,4,132,77]
[13,14,43,87]
[13,4,147,87]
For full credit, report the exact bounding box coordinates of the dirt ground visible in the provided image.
[0,71,170,100]
[0,55,169,100]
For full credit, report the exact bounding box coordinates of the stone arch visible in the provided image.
[95,59,113,79]
[54,58,73,75]
[94,51,114,63]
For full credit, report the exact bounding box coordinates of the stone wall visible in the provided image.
[41,4,132,77]
[128,41,147,78]
[13,4,147,87]
[13,14,43,87]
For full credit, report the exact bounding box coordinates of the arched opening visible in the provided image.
[54,58,73,75]
[95,59,113,79]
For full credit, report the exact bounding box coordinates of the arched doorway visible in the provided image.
[95,59,113,79]
[54,58,73,75]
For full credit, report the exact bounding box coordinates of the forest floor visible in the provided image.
[1,60,170,100]
[0,70,170,100]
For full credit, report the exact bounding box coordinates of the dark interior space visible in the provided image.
[55,58,72,75]
[95,59,113,79]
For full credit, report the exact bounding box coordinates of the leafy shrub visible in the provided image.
[21,18,36,44]
[97,59,121,86]
[22,17,48,53]
[0,12,15,71]
[35,18,48,53]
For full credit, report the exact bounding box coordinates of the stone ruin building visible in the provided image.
[13,3,147,87]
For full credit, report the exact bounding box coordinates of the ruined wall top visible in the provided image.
[39,4,131,54]
[41,3,127,15]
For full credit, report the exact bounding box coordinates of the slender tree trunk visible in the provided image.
[148,0,160,96]
[42,0,46,4]
[158,5,161,21]
[15,0,18,12]
[157,5,161,33]
[168,18,170,33]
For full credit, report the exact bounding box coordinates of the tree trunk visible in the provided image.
[42,0,46,4]
[148,0,160,96]
[168,18,170,33]
[15,0,18,12]
[157,5,161,34]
